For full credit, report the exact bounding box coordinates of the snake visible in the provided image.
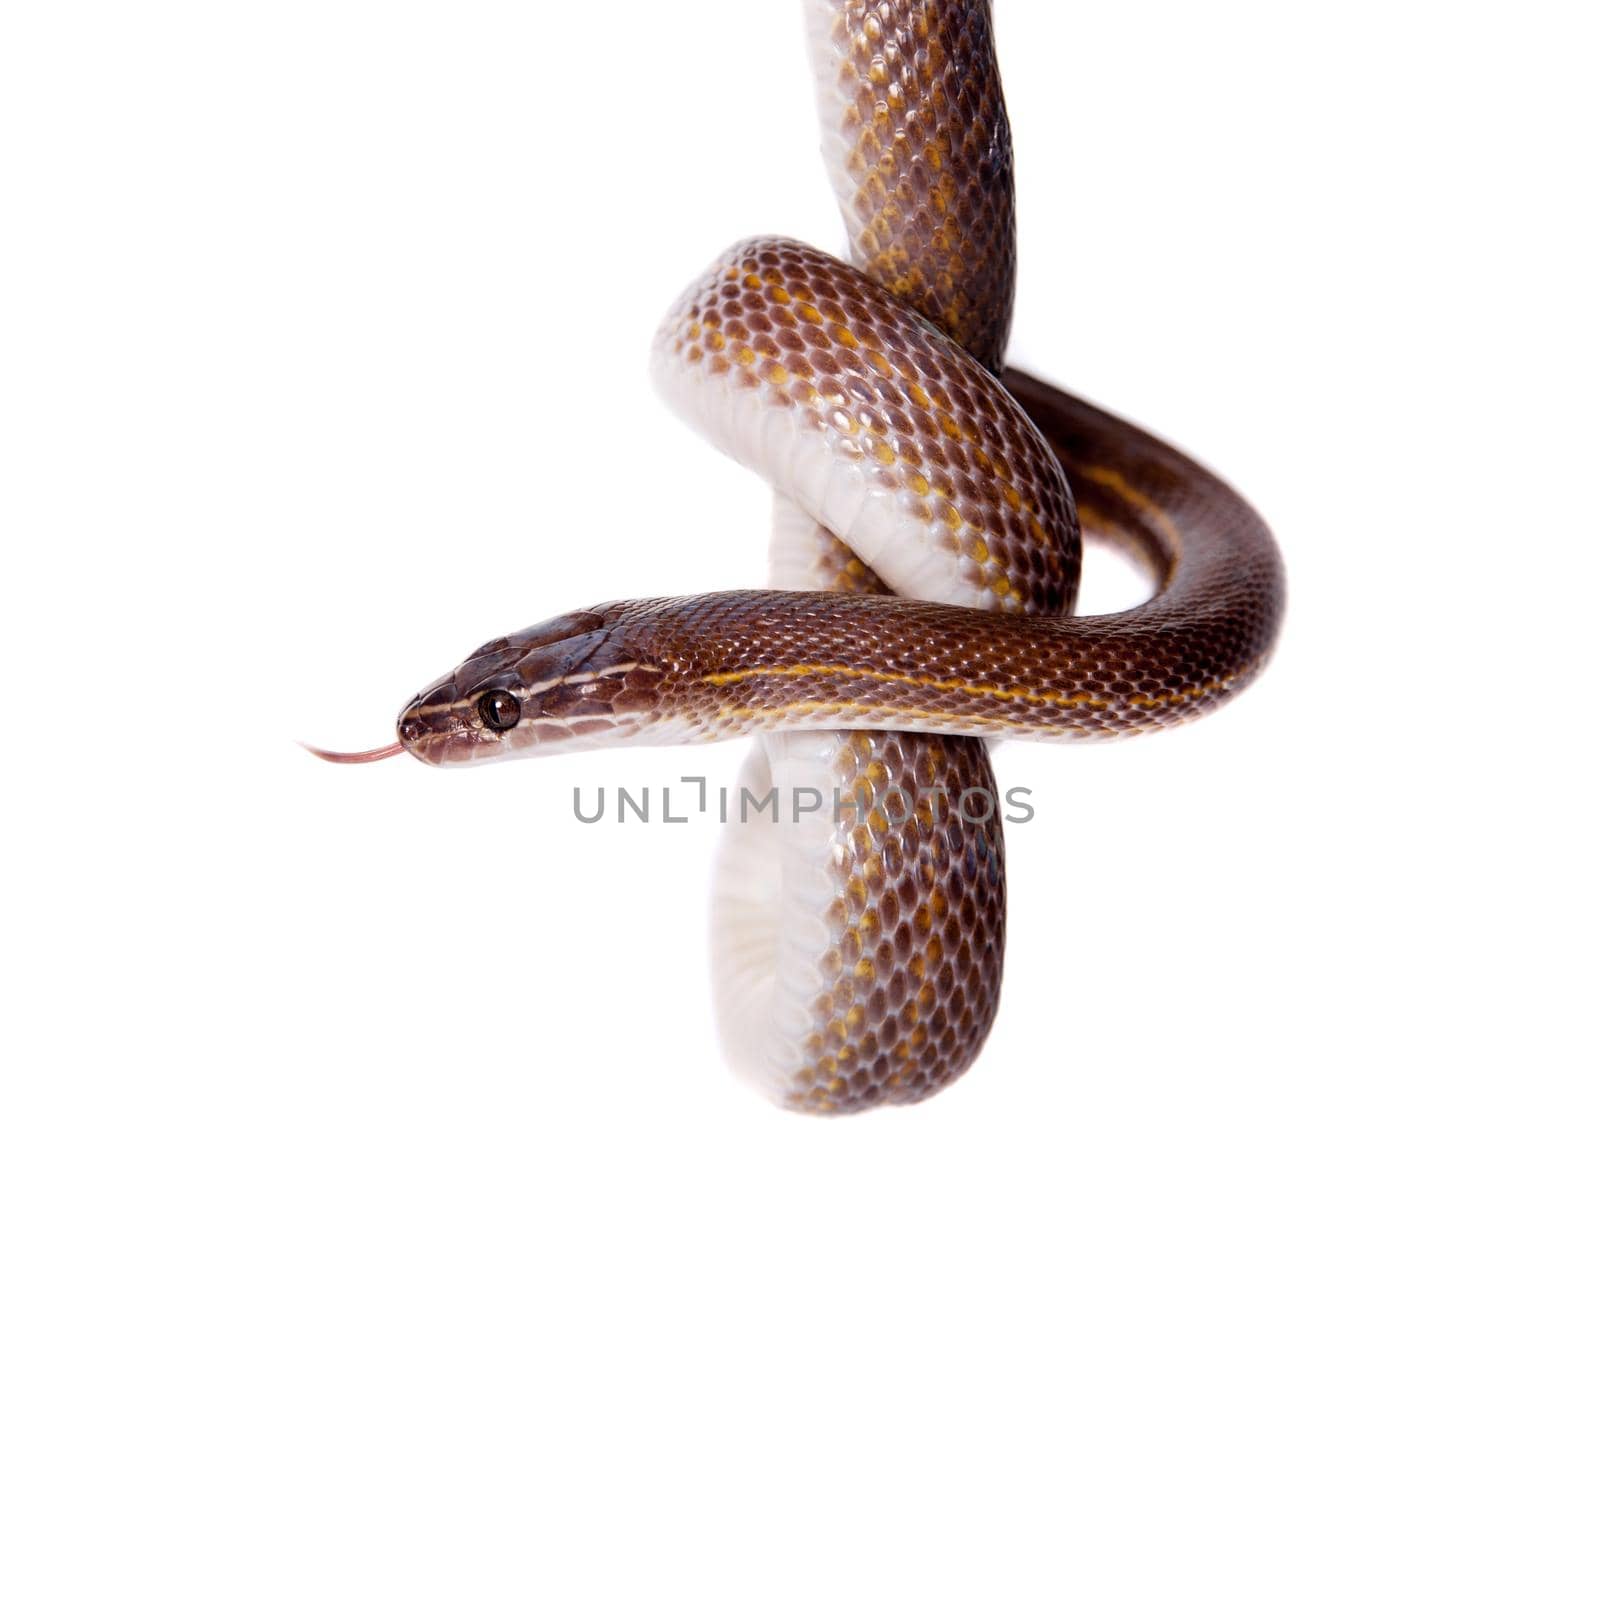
[310,0,1285,1114]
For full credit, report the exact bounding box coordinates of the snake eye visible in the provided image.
[477,689,521,732]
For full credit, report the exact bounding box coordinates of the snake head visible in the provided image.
[395,606,675,765]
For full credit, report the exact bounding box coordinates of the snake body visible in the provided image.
[336,1,1285,1112]
[710,0,1042,1113]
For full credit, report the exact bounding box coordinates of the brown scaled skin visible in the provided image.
[354,1,1286,1114]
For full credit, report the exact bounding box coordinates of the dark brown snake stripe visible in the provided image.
[319,1,1285,1113]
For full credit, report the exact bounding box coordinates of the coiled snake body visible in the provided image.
[314,0,1285,1114]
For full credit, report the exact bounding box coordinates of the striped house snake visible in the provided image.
[311,0,1285,1113]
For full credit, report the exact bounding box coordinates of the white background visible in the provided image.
[2,2,1595,1595]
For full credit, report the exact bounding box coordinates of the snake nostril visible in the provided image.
[399,717,426,744]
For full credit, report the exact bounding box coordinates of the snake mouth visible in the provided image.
[396,693,651,764]
[393,690,502,767]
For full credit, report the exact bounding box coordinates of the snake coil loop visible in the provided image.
[321,2,1285,1115]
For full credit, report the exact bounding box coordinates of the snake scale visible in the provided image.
[312,0,1285,1114]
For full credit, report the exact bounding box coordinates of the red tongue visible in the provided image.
[300,741,404,764]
